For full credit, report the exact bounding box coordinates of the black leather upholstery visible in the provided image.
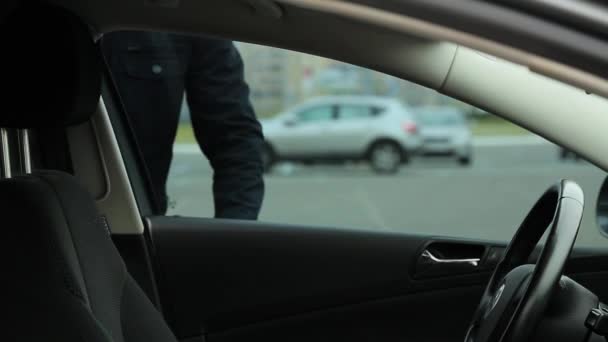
[0,2,101,128]
[5,171,178,341]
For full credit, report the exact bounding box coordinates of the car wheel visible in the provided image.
[369,142,402,174]
[261,144,275,173]
[458,154,472,166]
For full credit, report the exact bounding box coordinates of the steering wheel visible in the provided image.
[465,180,584,342]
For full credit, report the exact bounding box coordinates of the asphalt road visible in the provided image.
[167,139,608,248]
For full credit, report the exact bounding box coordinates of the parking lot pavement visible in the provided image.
[167,140,608,248]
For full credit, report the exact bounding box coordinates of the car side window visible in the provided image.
[103,33,607,248]
[338,105,374,120]
[296,106,335,123]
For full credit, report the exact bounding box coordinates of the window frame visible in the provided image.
[98,42,158,216]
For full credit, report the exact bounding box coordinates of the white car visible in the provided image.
[261,96,422,173]
[414,106,472,165]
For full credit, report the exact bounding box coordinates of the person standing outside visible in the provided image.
[102,31,264,219]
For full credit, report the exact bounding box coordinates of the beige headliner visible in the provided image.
[47,0,608,93]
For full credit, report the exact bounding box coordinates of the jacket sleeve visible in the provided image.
[185,37,264,219]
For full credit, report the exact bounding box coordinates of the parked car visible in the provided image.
[414,106,472,165]
[261,96,422,173]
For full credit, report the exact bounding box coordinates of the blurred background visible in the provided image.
[178,42,523,141]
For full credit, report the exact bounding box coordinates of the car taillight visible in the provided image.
[402,121,418,134]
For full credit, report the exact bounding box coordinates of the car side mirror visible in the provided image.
[596,177,608,237]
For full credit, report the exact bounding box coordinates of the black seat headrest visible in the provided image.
[0,2,101,128]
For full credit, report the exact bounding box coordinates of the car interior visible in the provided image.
[5,1,608,342]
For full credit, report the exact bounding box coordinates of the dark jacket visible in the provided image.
[102,32,264,219]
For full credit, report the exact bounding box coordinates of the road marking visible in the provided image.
[354,186,389,229]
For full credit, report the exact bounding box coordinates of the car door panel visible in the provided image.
[151,216,433,337]
[278,105,335,157]
[207,285,483,342]
[145,216,608,342]
[274,121,328,157]
[327,106,373,155]
[325,120,371,155]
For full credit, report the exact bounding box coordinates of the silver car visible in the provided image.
[261,96,422,173]
[414,106,472,165]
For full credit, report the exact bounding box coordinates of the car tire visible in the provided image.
[369,141,402,174]
[261,144,275,173]
[458,154,472,166]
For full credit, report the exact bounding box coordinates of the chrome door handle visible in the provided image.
[421,250,480,267]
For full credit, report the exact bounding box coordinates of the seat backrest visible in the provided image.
[1,3,177,341]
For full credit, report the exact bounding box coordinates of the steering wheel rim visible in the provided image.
[465,180,584,342]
